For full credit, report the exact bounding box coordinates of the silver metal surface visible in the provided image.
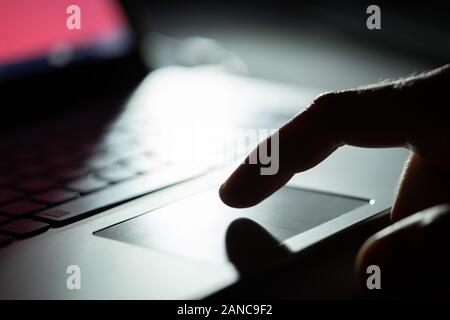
[0,68,408,299]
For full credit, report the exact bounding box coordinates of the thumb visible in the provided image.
[356,204,450,294]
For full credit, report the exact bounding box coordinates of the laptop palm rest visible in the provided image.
[95,187,367,263]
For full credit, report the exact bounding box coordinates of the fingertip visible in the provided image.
[218,170,254,209]
[390,153,450,222]
[218,180,241,208]
[355,206,450,292]
[355,231,388,282]
[355,233,401,293]
[218,179,264,209]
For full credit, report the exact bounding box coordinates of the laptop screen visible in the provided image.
[0,0,133,79]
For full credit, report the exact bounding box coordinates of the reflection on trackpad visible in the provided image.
[95,187,367,262]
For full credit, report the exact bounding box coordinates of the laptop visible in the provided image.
[0,0,408,299]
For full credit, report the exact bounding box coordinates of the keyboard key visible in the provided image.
[32,189,79,205]
[0,174,14,186]
[0,215,10,225]
[16,178,57,193]
[35,167,202,226]
[83,152,121,169]
[13,163,47,176]
[0,234,12,246]
[11,152,36,165]
[47,152,81,166]
[0,220,49,238]
[66,176,109,194]
[0,189,25,205]
[95,165,137,183]
[0,200,45,218]
[52,165,90,181]
[121,156,164,173]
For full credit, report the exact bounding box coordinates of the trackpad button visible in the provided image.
[95,187,367,262]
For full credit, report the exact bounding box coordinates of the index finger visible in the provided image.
[219,77,422,208]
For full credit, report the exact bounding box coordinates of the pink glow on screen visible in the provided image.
[0,0,128,64]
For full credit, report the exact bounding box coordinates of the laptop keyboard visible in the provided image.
[0,110,204,246]
[0,95,290,247]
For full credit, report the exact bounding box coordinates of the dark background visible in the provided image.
[127,0,450,84]
[123,0,448,298]
[4,0,449,128]
[1,0,449,298]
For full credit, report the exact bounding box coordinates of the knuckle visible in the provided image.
[312,90,357,108]
[309,90,354,117]
[439,64,450,74]
[312,91,341,107]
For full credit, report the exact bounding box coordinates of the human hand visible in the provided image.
[219,64,450,292]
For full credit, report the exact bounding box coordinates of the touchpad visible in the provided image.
[95,187,367,262]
